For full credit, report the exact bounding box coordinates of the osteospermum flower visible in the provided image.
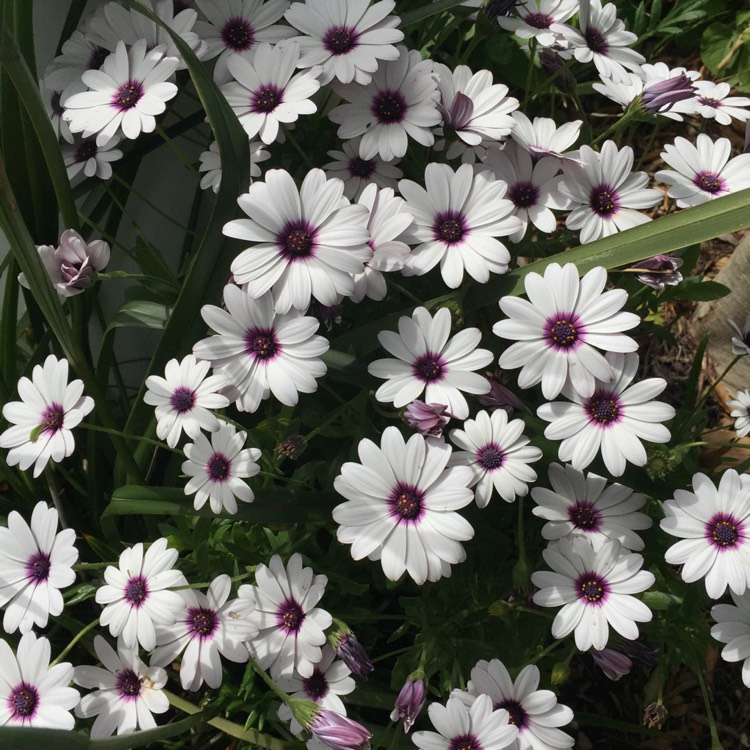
[532,536,655,651]
[654,134,750,208]
[0,354,95,477]
[711,590,750,688]
[333,426,475,584]
[493,263,639,400]
[329,46,440,161]
[497,0,579,48]
[729,390,750,438]
[193,286,329,412]
[324,137,403,200]
[510,112,582,161]
[730,316,750,356]
[672,80,750,125]
[182,420,261,514]
[661,469,750,599]
[285,0,404,85]
[74,635,168,737]
[198,139,270,193]
[448,410,542,507]
[400,163,521,288]
[559,141,661,244]
[224,169,371,313]
[0,631,79,729]
[62,134,122,180]
[531,463,652,551]
[451,659,575,750]
[239,552,333,678]
[391,678,426,733]
[412,695,516,750]
[537,352,675,477]
[62,40,179,146]
[152,574,258,690]
[369,306,493,421]
[0,502,77,635]
[95,538,186,651]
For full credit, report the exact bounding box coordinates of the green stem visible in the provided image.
[528,639,564,664]
[699,355,743,408]
[44,465,68,529]
[51,618,99,666]
[77,422,182,453]
[591,105,642,146]
[283,128,315,170]
[155,123,201,177]
[522,39,538,108]
[695,667,723,750]
[249,656,294,704]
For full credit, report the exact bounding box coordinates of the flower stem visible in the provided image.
[522,39,538,108]
[699,354,743,408]
[51,618,99,666]
[249,656,294,704]
[695,667,724,750]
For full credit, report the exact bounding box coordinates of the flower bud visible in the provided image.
[631,255,683,291]
[274,435,307,461]
[390,678,425,733]
[641,74,695,115]
[309,709,372,750]
[643,702,668,730]
[591,648,632,681]
[478,376,523,416]
[335,632,373,681]
[540,48,575,92]
[550,661,570,685]
[403,401,451,438]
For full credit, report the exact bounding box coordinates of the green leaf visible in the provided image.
[106,300,173,332]
[400,0,471,27]
[660,277,731,302]
[701,22,735,74]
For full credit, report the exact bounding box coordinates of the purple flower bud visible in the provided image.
[310,709,372,750]
[390,679,425,733]
[641,74,695,114]
[477,378,524,416]
[438,91,475,133]
[631,255,683,291]
[403,401,451,438]
[540,48,574,91]
[591,648,632,681]
[336,633,373,681]
[619,636,658,668]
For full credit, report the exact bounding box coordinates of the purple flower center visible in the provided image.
[433,211,466,244]
[40,403,65,434]
[8,682,38,721]
[245,327,279,361]
[449,734,483,750]
[589,185,619,216]
[389,482,424,523]
[495,698,528,729]
[698,96,721,108]
[170,386,196,414]
[50,91,64,117]
[87,46,109,70]
[207,452,231,481]
[112,80,144,111]
[693,171,725,194]
[586,392,621,426]
[26,551,51,582]
[116,668,142,698]
[323,26,359,55]
[277,598,305,633]
[251,84,283,114]
[124,575,149,607]
[279,220,316,260]
[412,353,446,383]
[187,606,218,639]
[509,181,539,209]
[222,17,255,51]
[544,314,581,350]
[74,138,98,163]
[584,27,609,54]
[348,156,375,179]
[569,501,601,531]
[303,668,329,700]
[371,89,406,124]
[477,443,505,471]
[524,12,553,29]
[706,513,743,550]
[576,572,608,605]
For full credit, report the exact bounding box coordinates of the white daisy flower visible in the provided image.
[492,263,639,400]
[537,352,675,477]
[728,389,750,438]
[448,410,542,507]
[144,354,230,448]
[711,590,750,688]
[62,40,179,146]
[450,659,575,750]
[238,552,333,679]
[413,695,517,750]
[0,354,94,477]
[660,469,750,599]
[497,0,579,48]
[42,85,78,144]
[198,140,270,193]
[277,645,356,733]
[182,420,261,514]
[285,0,404,85]
[95,538,187,651]
[0,501,77,635]
[482,142,569,242]
[329,46,441,161]
[324,137,403,200]
[654,134,750,208]
[43,28,110,96]
[531,536,654,651]
[730,315,750,356]
[400,163,521,288]
[352,184,412,303]
[192,286,329,412]
[224,169,371,313]
[672,80,750,126]
[531,463,652,551]
[74,635,168,737]
[369,306,493,421]
[333,426,475,584]
[62,134,123,180]
[0,631,79,729]
[510,112,582,162]
[221,42,321,145]
[152,574,258,690]
[560,0,645,84]
[558,141,661,244]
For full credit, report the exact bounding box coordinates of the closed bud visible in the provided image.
[335,632,374,681]
[310,709,372,750]
[390,678,426,733]
[403,401,451,438]
[550,661,570,685]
